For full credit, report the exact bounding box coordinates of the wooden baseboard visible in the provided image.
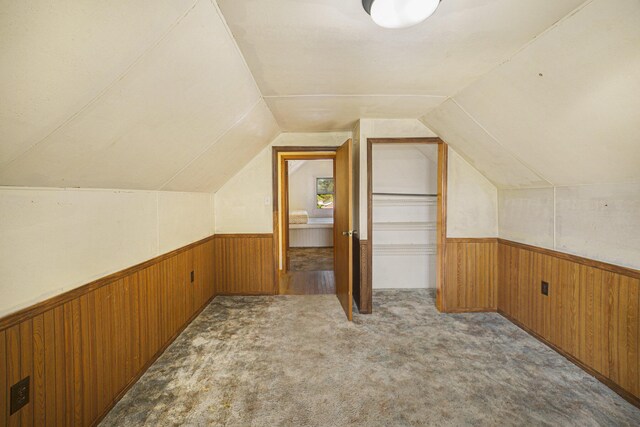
[499,309,640,409]
[445,307,497,313]
[215,292,273,296]
[91,295,216,426]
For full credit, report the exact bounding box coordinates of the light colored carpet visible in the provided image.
[101,290,640,426]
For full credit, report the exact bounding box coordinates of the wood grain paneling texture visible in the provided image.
[498,240,640,406]
[443,239,498,312]
[0,237,215,426]
[213,234,275,295]
[354,239,371,314]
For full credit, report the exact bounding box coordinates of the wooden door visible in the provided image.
[335,139,353,320]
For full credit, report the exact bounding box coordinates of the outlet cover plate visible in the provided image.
[10,376,30,415]
[541,281,549,296]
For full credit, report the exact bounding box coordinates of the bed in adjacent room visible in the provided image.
[289,213,334,247]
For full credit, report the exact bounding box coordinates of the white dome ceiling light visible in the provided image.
[362,0,441,29]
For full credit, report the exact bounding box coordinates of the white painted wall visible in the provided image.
[215,132,351,233]
[288,160,333,218]
[372,144,437,196]
[0,187,214,316]
[498,188,555,249]
[499,182,640,270]
[447,150,498,238]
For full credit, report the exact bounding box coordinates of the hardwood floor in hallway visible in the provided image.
[278,270,336,295]
[281,246,336,295]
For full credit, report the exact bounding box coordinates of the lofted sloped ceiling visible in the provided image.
[217,0,585,132]
[422,0,640,188]
[3,0,635,193]
[0,0,279,192]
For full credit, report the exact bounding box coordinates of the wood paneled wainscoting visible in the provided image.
[443,238,498,312]
[353,238,371,314]
[498,239,640,407]
[444,237,639,406]
[0,236,215,426]
[213,234,275,295]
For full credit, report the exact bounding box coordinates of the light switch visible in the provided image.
[264,196,271,206]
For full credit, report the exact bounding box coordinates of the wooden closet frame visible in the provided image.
[366,138,448,312]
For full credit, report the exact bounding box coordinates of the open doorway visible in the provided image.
[282,158,336,295]
[272,141,354,320]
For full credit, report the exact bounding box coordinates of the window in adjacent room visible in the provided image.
[316,177,334,209]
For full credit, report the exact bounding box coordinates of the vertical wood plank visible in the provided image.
[138,272,149,367]
[592,268,608,376]
[0,330,7,427]
[6,325,20,427]
[43,310,56,426]
[617,275,629,392]
[32,314,46,426]
[63,303,74,427]
[88,293,99,423]
[607,272,620,384]
[128,274,141,373]
[159,259,170,345]
[628,277,639,396]
[19,320,33,427]
[53,306,66,427]
[80,295,92,426]
[93,288,106,417]
[121,278,133,384]
[113,279,126,393]
[71,299,83,426]
[101,283,114,411]
[149,266,159,358]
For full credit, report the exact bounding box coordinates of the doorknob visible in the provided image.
[342,230,358,237]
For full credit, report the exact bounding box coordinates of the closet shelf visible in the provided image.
[372,192,437,197]
[373,243,437,256]
[373,221,436,231]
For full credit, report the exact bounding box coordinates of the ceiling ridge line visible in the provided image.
[263,94,448,99]
[208,0,269,112]
[157,97,264,191]
[0,0,203,172]
[448,98,554,187]
[442,0,595,106]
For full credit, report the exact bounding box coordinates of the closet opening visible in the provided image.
[366,138,447,311]
[272,141,355,320]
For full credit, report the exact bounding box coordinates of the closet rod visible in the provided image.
[372,192,437,197]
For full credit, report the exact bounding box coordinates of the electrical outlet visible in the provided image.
[190,271,194,283]
[10,377,30,415]
[541,281,549,296]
